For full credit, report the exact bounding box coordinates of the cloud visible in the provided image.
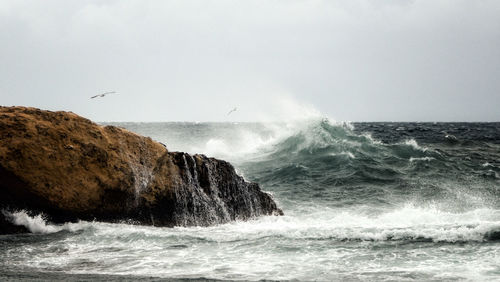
[1,0,499,121]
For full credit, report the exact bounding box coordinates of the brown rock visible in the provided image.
[0,106,282,233]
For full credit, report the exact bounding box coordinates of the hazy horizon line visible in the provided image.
[100,120,500,123]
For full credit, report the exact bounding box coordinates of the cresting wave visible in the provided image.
[2,210,88,234]
[175,118,437,164]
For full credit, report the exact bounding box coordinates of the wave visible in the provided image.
[2,210,89,234]
[189,126,281,160]
[234,118,444,183]
[181,118,362,161]
[189,118,441,164]
[116,117,444,170]
[401,139,428,152]
[199,204,500,243]
[5,205,500,243]
[409,156,435,162]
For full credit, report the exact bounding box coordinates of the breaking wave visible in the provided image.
[2,210,89,234]
[4,205,500,244]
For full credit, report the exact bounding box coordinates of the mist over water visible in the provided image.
[2,117,500,281]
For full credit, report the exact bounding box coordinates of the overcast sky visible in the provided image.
[1,0,499,121]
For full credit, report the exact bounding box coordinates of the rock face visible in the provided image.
[0,106,282,233]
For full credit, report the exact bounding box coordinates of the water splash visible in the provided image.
[2,210,88,234]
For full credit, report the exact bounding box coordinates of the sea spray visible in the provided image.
[2,210,89,234]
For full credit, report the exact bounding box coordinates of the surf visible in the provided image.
[2,120,499,281]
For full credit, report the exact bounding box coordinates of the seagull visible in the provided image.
[227,107,237,115]
[91,91,116,99]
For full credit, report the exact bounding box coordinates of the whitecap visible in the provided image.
[2,210,89,234]
[409,156,434,162]
[403,139,428,152]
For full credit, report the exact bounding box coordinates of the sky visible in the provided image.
[1,0,499,122]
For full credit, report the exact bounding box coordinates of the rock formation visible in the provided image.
[0,106,282,233]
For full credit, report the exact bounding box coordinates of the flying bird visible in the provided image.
[91,91,116,99]
[227,107,237,115]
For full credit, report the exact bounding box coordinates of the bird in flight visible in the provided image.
[91,91,116,99]
[227,107,237,115]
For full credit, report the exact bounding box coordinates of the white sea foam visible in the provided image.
[2,204,499,281]
[330,151,355,159]
[342,151,356,159]
[2,210,89,234]
[409,156,435,162]
[5,204,499,242]
[361,132,383,145]
[195,204,500,243]
[403,138,428,152]
[189,117,348,161]
[190,128,280,160]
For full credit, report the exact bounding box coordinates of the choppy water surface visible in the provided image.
[2,120,500,281]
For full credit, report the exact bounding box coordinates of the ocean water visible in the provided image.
[1,119,500,281]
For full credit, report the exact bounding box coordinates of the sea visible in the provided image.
[1,119,499,281]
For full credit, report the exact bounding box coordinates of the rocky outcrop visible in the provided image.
[0,106,282,233]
